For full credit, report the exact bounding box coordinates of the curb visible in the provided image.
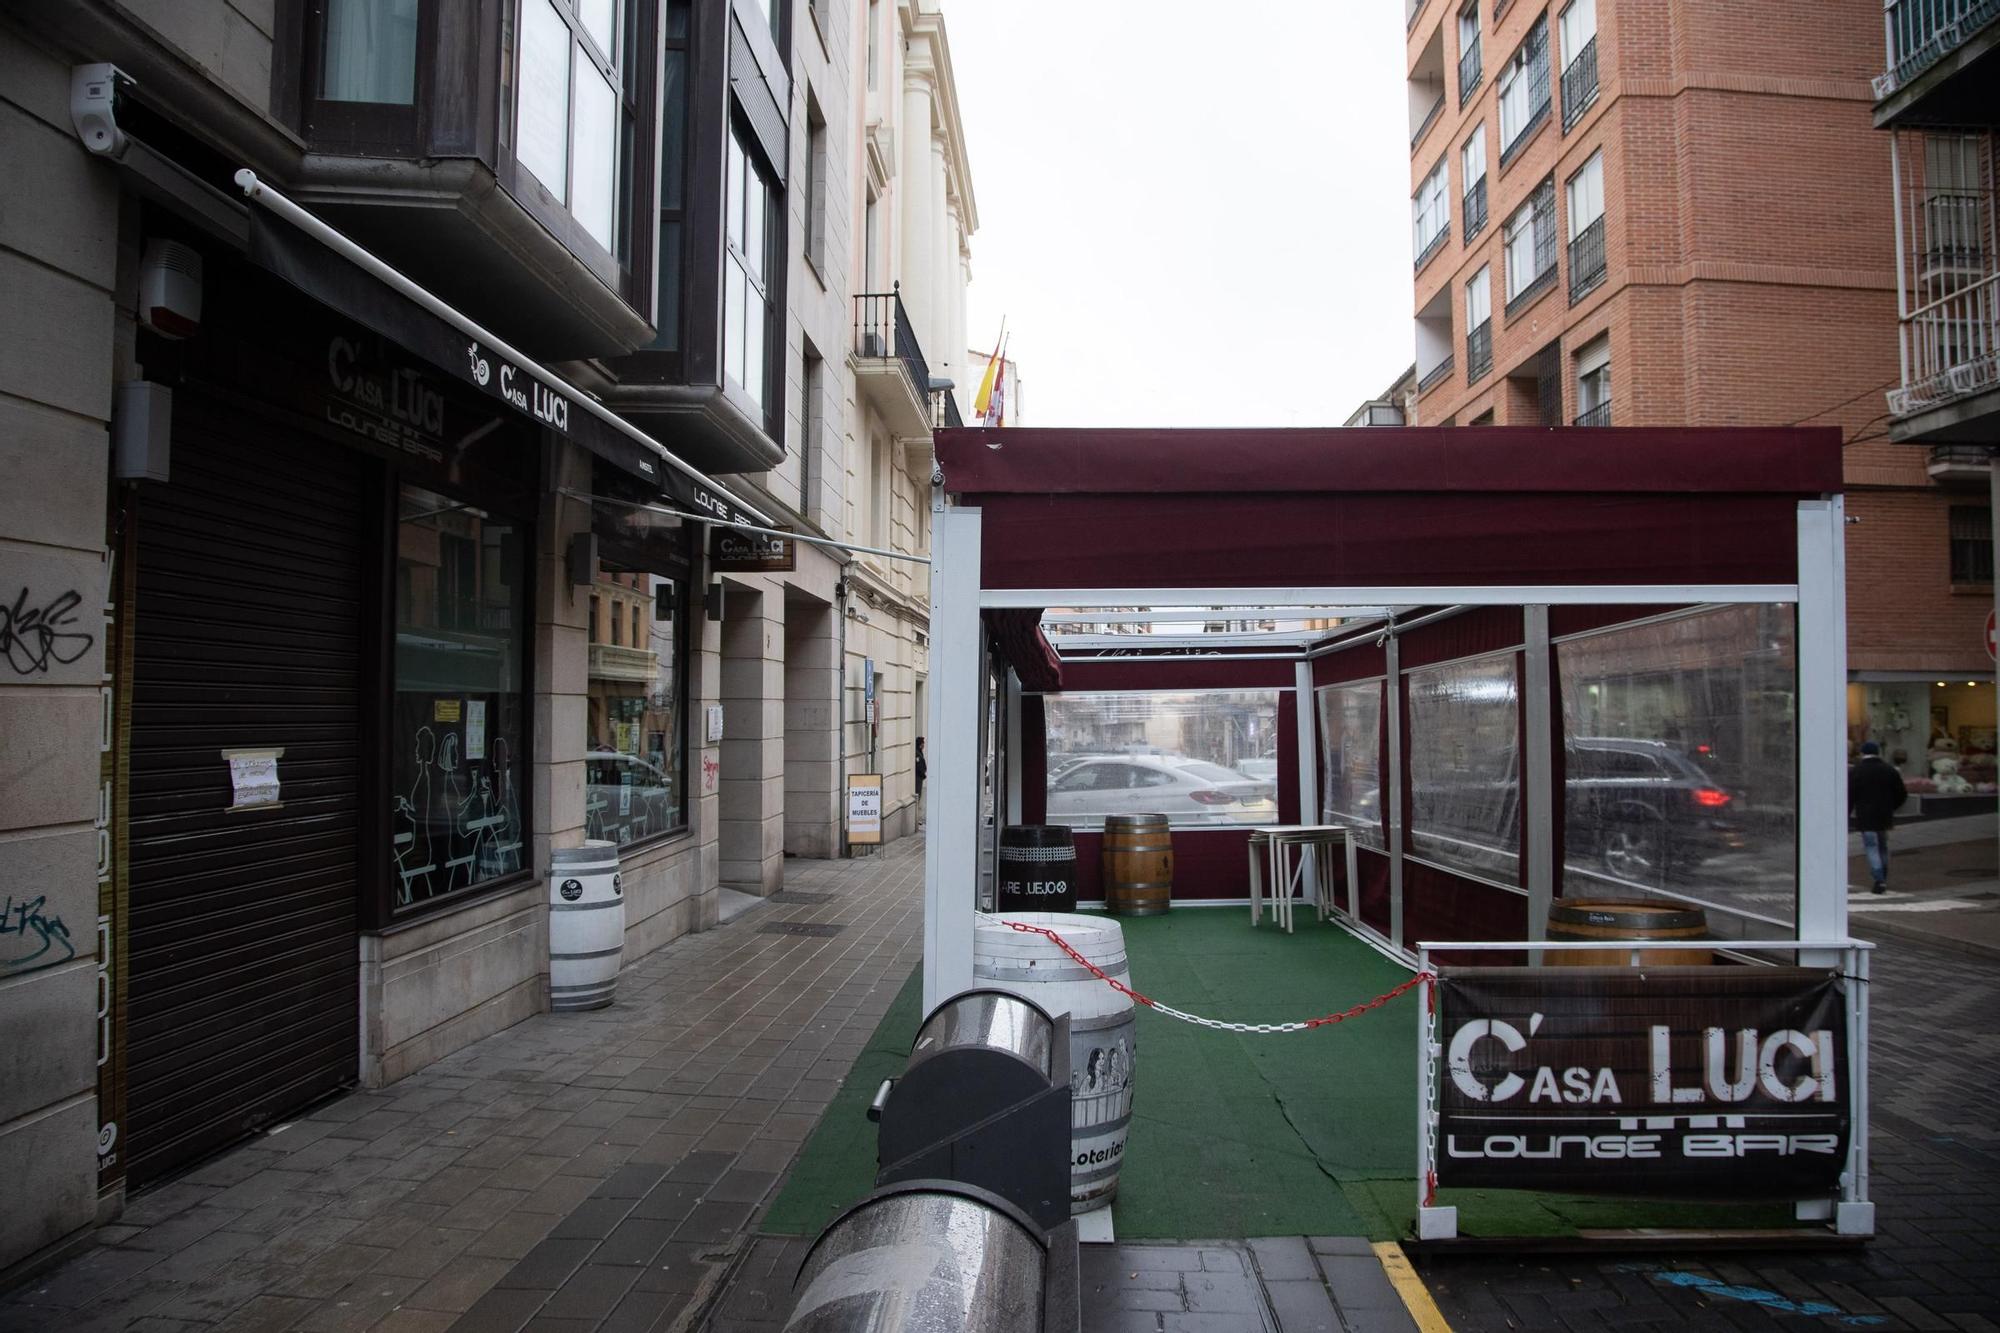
[1852,914,2000,964]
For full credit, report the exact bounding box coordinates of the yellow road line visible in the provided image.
[1373,1240,1453,1333]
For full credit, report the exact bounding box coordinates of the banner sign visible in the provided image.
[711,525,795,573]
[1435,966,1849,1197]
[847,774,884,846]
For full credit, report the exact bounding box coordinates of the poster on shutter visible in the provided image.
[847,774,883,844]
[1435,966,1848,1197]
[222,747,284,810]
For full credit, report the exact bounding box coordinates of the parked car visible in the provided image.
[1564,737,1745,886]
[585,749,678,842]
[1235,756,1280,784]
[1046,754,1276,826]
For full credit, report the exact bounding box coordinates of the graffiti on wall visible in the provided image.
[1,586,95,675]
[1,894,76,971]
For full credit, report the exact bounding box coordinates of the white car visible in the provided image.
[1046,754,1276,827]
[585,750,677,841]
[1235,757,1280,784]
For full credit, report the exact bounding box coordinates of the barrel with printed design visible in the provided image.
[974,911,1135,1214]
[549,840,623,1010]
[997,825,1078,913]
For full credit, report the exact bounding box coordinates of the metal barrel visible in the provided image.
[783,1182,1047,1332]
[549,840,623,1010]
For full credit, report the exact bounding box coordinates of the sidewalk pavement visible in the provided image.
[1848,811,2000,959]
[0,841,927,1333]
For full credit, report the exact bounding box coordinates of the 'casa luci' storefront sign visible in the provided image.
[1436,968,1849,1196]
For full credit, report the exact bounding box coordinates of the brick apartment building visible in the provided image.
[1402,0,1995,791]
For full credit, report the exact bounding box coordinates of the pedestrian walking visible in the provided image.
[914,736,926,795]
[1848,740,1907,894]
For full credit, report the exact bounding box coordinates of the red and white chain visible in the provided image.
[982,914,1434,1036]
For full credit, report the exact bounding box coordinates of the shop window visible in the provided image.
[586,505,692,848]
[1407,655,1521,883]
[1557,605,1798,931]
[1043,691,1281,829]
[1950,505,1992,584]
[1317,681,1384,850]
[391,486,528,910]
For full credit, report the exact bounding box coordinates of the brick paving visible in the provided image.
[6,826,1996,1333]
[0,841,924,1333]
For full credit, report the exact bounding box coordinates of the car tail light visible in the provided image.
[1189,790,1236,805]
[1693,787,1731,808]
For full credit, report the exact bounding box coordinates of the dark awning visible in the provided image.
[245,206,767,527]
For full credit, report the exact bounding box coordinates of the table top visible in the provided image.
[1246,824,1351,837]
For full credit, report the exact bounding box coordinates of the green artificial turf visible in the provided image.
[760,909,1795,1242]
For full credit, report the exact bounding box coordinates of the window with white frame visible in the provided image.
[516,0,632,255]
[1566,151,1604,238]
[1574,334,1610,423]
[723,123,776,410]
[1457,1,1483,97]
[1461,127,1488,236]
[1560,0,1596,67]
[1413,157,1450,262]
[1504,176,1557,305]
[1497,14,1550,159]
[1465,264,1493,379]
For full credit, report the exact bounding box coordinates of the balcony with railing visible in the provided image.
[1463,177,1488,241]
[1928,443,1995,483]
[1466,319,1493,381]
[852,285,936,439]
[1561,37,1598,131]
[1574,400,1611,426]
[1459,40,1484,100]
[1873,0,2000,116]
[1888,135,2000,438]
[1568,215,1606,303]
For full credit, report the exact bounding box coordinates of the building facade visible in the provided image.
[0,0,973,1276]
[1401,0,1988,786]
[1871,1,2000,797]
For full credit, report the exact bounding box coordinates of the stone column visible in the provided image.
[718,583,785,894]
[898,77,936,357]
[783,593,842,857]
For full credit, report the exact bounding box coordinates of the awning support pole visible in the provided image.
[923,498,982,1013]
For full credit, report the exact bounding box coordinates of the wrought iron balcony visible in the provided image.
[1466,320,1493,381]
[1574,400,1611,427]
[1890,271,2000,419]
[1568,215,1606,303]
[1412,93,1446,147]
[1415,223,1449,271]
[852,285,936,439]
[1459,40,1484,100]
[1928,443,1994,483]
[1874,0,2000,98]
[1419,354,1455,393]
[1463,177,1488,241]
[935,389,964,429]
[1561,37,1598,131]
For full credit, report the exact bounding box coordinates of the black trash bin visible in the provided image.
[997,825,1078,913]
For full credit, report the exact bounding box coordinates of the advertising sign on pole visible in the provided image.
[847,774,884,845]
[1434,967,1849,1196]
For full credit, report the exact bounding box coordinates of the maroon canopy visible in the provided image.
[934,426,1841,592]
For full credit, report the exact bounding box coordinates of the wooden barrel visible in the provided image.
[1547,898,1710,966]
[998,825,1078,913]
[975,912,1136,1213]
[549,841,624,1009]
[1102,814,1172,916]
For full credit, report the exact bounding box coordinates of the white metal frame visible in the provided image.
[982,585,1800,609]
[1415,938,1874,1241]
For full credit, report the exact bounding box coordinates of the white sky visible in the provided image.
[947,0,1416,427]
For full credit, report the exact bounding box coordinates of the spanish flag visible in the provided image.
[972,323,1006,426]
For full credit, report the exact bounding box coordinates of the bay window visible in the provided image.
[725,124,778,412]
[515,0,634,257]
[322,0,420,103]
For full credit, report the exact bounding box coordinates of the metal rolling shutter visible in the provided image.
[126,398,367,1185]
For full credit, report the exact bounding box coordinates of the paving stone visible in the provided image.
[1262,1279,1340,1333]
[536,1264,643,1321]
[1306,1236,1378,1258]
[450,1285,549,1333]
[498,1238,600,1292]
[208,1292,319,1332]
[1319,1256,1405,1313]
[401,1254,514,1314]
[1249,1237,1319,1281]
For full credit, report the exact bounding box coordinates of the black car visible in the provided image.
[1564,737,1745,886]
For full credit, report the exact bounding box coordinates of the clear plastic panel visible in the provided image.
[1317,682,1384,848]
[1043,691,1280,829]
[1407,655,1522,882]
[1557,605,1797,931]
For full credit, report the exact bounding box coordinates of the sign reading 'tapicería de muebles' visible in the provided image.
[1435,967,1850,1196]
